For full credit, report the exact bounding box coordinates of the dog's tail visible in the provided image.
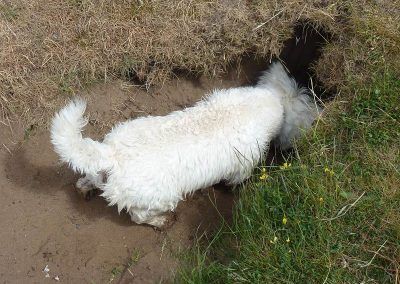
[51,99,113,175]
[257,62,320,150]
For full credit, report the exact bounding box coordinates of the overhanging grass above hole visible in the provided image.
[0,1,342,124]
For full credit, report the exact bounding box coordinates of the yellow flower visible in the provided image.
[280,162,292,170]
[324,167,335,176]
[282,216,288,225]
[286,237,290,243]
[319,197,324,203]
[259,168,268,180]
[270,236,278,244]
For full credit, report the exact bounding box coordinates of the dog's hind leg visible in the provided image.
[76,173,105,200]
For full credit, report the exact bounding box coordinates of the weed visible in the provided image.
[109,265,124,283]
[127,249,141,267]
[24,123,37,140]
[108,249,142,282]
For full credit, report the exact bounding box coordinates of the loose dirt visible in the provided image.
[0,61,267,283]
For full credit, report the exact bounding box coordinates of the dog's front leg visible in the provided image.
[128,208,169,228]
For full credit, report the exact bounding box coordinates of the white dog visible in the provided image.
[51,62,319,227]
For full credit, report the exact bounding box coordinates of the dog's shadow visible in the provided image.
[4,141,135,227]
[4,138,237,232]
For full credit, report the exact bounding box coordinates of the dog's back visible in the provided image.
[100,86,284,212]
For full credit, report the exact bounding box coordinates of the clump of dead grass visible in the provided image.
[0,0,340,125]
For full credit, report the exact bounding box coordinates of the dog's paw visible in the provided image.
[75,177,97,200]
[153,213,177,231]
[83,188,98,201]
[148,215,167,228]
[77,186,97,201]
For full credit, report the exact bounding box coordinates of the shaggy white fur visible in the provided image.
[51,62,319,227]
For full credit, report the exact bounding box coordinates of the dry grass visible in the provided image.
[1,0,398,126]
[0,0,340,125]
[314,0,400,91]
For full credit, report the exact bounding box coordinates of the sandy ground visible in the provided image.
[0,62,265,283]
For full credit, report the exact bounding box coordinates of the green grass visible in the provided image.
[0,3,20,21]
[177,70,400,283]
[108,249,141,282]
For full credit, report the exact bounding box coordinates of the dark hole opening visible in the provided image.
[236,21,333,101]
[279,21,334,101]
